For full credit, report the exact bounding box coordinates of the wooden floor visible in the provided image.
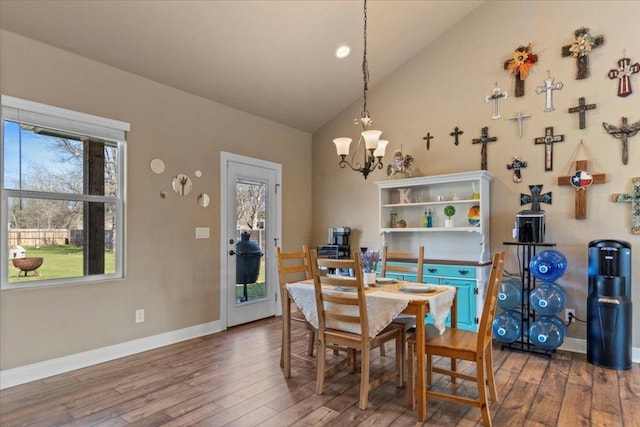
[1,317,638,427]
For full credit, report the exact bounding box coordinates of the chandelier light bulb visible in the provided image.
[361,130,382,151]
[333,137,352,156]
[374,140,388,157]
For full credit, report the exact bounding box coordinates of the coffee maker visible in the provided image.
[316,227,351,259]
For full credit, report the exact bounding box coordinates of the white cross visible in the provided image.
[485,83,508,119]
[509,111,531,137]
[535,76,563,112]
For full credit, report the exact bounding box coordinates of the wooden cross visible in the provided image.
[561,27,605,80]
[611,177,640,234]
[507,156,527,183]
[602,117,640,165]
[608,57,640,97]
[472,127,497,171]
[450,127,463,146]
[520,184,552,212]
[535,73,563,112]
[485,83,508,119]
[534,126,565,171]
[568,97,596,129]
[423,132,434,150]
[557,160,606,219]
[509,111,531,137]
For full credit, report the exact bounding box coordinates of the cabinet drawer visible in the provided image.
[423,264,476,279]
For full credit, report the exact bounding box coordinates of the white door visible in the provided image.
[221,152,281,327]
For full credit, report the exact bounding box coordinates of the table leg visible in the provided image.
[415,302,427,422]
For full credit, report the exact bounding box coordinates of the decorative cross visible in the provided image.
[485,83,508,119]
[450,127,464,146]
[561,27,605,80]
[509,111,531,137]
[608,57,640,97]
[423,132,434,150]
[557,160,606,219]
[534,126,565,171]
[568,97,597,130]
[535,72,563,112]
[472,127,498,170]
[602,117,640,165]
[507,156,527,183]
[520,184,552,213]
[611,177,640,235]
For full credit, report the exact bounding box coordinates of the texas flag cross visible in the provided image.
[571,170,593,189]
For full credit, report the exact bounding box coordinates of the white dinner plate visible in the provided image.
[375,277,396,284]
[399,284,437,293]
[333,286,356,292]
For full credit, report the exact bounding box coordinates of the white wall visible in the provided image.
[312,0,640,345]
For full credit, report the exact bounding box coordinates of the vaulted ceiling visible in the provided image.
[0,0,482,133]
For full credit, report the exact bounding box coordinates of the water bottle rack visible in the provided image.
[502,242,557,358]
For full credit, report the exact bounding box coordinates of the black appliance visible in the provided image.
[587,240,632,370]
[516,210,545,243]
[235,231,263,302]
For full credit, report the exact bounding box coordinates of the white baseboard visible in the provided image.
[0,320,225,390]
[2,324,638,390]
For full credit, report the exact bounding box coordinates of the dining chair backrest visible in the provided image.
[477,250,506,354]
[276,245,312,308]
[381,245,424,283]
[309,250,369,338]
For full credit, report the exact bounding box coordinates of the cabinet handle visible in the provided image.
[428,268,437,274]
[458,270,470,275]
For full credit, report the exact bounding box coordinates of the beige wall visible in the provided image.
[0,30,312,369]
[313,1,640,345]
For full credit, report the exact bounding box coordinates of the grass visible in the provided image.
[8,245,116,283]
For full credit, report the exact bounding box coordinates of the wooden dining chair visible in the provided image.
[277,245,315,378]
[381,245,424,283]
[406,250,505,426]
[310,249,405,410]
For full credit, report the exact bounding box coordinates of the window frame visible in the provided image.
[1,95,129,290]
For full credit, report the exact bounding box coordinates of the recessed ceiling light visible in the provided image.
[335,45,351,59]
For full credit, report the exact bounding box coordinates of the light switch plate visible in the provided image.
[196,227,210,239]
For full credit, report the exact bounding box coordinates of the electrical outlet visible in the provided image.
[565,308,575,323]
[135,309,145,323]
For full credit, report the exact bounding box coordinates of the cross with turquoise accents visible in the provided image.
[611,177,640,235]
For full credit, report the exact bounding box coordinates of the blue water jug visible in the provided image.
[498,279,521,310]
[492,310,522,343]
[529,316,565,350]
[529,282,567,316]
[529,250,568,282]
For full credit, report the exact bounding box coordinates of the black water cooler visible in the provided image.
[587,240,632,370]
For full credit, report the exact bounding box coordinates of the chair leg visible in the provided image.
[476,356,492,427]
[395,332,404,387]
[426,354,433,386]
[316,338,326,395]
[450,356,458,384]
[359,344,371,410]
[307,330,315,357]
[407,341,415,410]
[486,344,498,402]
[379,342,386,357]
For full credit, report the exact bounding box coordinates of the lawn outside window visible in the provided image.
[1,95,129,289]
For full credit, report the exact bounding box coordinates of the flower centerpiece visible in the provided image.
[361,250,380,287]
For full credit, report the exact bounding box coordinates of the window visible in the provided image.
[1,95,129,289]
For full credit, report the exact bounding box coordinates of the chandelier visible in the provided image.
[333,0,387,180]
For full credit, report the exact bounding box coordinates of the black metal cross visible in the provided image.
[472,127,497,170]
[521,184,552,213]
[534,126,565,171]
[423,132,434,150]
[568,97,596,129]
[449,127,464,146]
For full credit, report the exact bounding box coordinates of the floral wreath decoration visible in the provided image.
[569,32,594,58]
[506,43,539,80]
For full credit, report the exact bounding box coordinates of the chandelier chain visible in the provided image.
[361,0,369,120]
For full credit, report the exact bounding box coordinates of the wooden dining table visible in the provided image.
[283,279,457,422]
